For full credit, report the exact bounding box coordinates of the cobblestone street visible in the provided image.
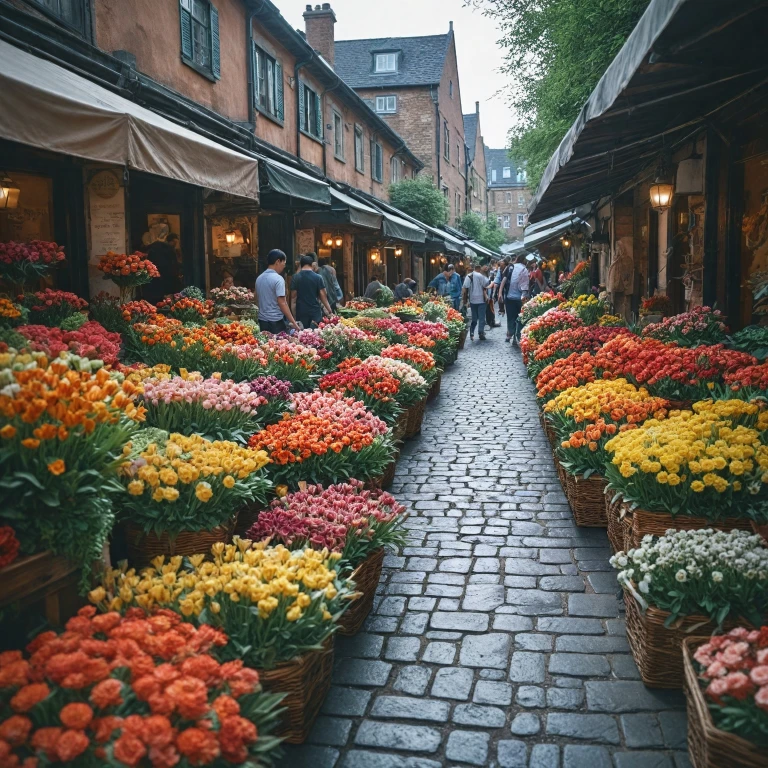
[286,330,690,768]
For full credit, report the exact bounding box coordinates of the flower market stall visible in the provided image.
[0,252,466,761]
[517,267,768,765]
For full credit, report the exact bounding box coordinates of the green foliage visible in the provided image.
[456,212,507,252]
[389,176,449,227]
[473,0,650,188]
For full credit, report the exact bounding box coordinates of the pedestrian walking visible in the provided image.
[483,263,500,330]
[318,255,343,311]
[498,253,530,345]
[446,265,463,310]
[291,253,333,328]
[462,262,490,341]
[255,249,299,334]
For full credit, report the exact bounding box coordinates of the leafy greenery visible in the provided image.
[457,211,507,252]
[389,176,449,227]
[472,0,650,187]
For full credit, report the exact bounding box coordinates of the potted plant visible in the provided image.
[612,528,768,688]
[92,543,356,743]
[248,479,406,635]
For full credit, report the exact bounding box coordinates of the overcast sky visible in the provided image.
[273,0,513,148]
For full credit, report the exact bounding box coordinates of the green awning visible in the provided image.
[258,156,331,206]
[381,211,426,243]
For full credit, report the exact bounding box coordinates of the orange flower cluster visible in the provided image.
[0,361,144,428]
[208,322,259,346]
[381,344,436,371]
[563,418,618,451]
[536,352,600,400]
[97,252,160,279]
[0,606,273,767]
[133,316,226,355]
[406,332,436,349]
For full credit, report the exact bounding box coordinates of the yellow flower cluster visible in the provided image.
[120,432,270,503]
[91,540,344,622]
[560,294,601,311]
[692,398,768,429]
[0,298,21,319]
[599,314,624,326]
[123,364,174,391]
[544,378,664,423]
[606,403,768,494]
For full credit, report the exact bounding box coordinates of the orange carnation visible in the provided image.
[176,727,220,765]
[113,734,147,767]
[56,729,90,761]
[10,683,49,713]
[141,715,175,749]
[89,678,123,709]
[0,716,32,746]
[30,727,62,759]
[59,702,93,730]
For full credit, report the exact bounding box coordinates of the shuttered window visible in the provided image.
[300,82,323,140]
[354,126,365,173]
[371,141,383,183]
[253,44,284,122]
[180,0,220,80]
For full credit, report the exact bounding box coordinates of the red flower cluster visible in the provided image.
[401,321,449,341]
[0,241,65,268]
[523,310,584,346]
[0,526,20,569]
[536,352,599,400]
[0,607,270,767]
[122,300,157,325]
[725,362,768,393]
[532,326,632,369]
[18,321,122,366]
[319,359,401,403]
[21,289,87,314]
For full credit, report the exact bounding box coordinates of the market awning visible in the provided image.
[0,40,260,200]
[258,156,331,206]
[330,188,381,228]
[381,210,426,243]
[524,210,585,248]
[529,0,768,221]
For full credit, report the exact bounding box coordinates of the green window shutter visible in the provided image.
[275,61,284,121]
[315,92,322,138]
[252,43,259,106]
[179,1,193,60]
[299,83,306,131]
[210,4,221,79]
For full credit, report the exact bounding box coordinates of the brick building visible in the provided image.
[485,147,532,242]
[333,22,470,225]
[463,102,487,218]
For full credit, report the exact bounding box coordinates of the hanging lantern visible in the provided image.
[650,156,675,212]
[370,249,379,261]
[334,234,344,248]
[224,230,237,245]
[0,173,20,210]
[394,247,403,257]
[430,257,436,265]
[324,234,334,248]
[561,235,572,249]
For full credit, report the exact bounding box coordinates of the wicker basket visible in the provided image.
[381,458,397,489]
[405,398,427,439]
[621,507,753,551]
[234,502,267,539]
[539,411,558,448]
[123,519,236,566]
[391,409,409,443]
[562,472,608,527]
[750,520,768,545]
[606,492,627,553]
[337,548,385,637]
[427,376,441,402]
[683,637,766,767]
[667,399,694,411]
[364,474,384,491]
[458,328,468,350]
[553,453,569,490]
[259,638,335,744]
[625,596,745,689]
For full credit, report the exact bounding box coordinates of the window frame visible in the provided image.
[375,95,397,114]
[443,122,450,162]
[491,169,497,183]
[30,0,89,37]
[179,0,219,82]
[502,214,511,229]
[299,81,323,142]
[374,52,398,73]
[372,140,384,183]
[333,110,344,161]
[390,156,401,184]
[354,125,365,174]
[518,191,525,207]
[253,43,284,125]
[502,166,511,179]
[517,213,526,228]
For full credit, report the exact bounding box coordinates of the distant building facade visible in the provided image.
[485,148,531,242]
[463,103,487,219]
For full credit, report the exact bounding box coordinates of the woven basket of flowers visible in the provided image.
[683,634,768,768]
[562,472,608,527]
[605,493,627,554]
[405,397,427,438]
[612,529,767,690]
[427,375,441,402]
[337,547,386,636]
[123,519,237,566]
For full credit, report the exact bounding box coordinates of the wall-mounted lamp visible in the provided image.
[394,247,403,257]
[650,156,675,212]
[370,249,380,261]
[224,230,237,245]
[561,235,572,249]
[334,234,344,248]
[0,173,20,210]
[324,235,334,248]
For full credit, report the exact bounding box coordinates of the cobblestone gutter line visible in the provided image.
[284,333,691,768]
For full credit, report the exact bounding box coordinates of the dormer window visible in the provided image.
[375,52,398,73]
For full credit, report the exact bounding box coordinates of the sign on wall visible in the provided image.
[87,169,126,297]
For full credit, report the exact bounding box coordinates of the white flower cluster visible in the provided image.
[610,529,768,606]
[366,356,428,389]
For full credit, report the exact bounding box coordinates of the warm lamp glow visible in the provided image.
[561,236,572,249]
[370,250,379,261]
[394,247,403,257]
[325,236,334,247]
[334,235,343,248]
[224,230,237,245]
[650,181,675,211]
[0,174,20,210]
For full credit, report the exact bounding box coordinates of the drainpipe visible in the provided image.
[433,88,441,189]
[295,51,316,161]
[320,73,344,177]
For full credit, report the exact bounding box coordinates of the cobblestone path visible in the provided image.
[285,331,690,768]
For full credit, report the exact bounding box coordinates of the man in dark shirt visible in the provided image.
[290,253,333,328]
[142,234,180,303]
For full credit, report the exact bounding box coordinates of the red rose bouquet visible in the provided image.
[0,240,65,287]
[247,479,406,570]
[19,289,87,327]
[0,607,283,766]
[18,321,121,366]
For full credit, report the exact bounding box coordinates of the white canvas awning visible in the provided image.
[523,210,585,249]
[0,40,260,200]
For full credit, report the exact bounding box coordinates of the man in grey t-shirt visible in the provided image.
[255,249,299,334]
[462,263,490,341]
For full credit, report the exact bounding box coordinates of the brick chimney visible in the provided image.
[304,3,336,67]
[475,101,480,116]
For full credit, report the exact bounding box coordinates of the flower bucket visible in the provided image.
[405,398,427,439]
[337,548,385,637]
[259,637,335,744]
[621,507,752,551]
[427,375,441,402]
[364,474,384,491]
[562,472,608,527]
[553,453,569,491]
[683,637,766,767]
[606,493,627,554]
[381,456,398,489]
[458,328,468,350]
[750,519,768,546]
[123,518,236,566]
[625,596,745,689]
[539,411,558,449]
[391,408,409,443]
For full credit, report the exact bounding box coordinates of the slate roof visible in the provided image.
[485,147,527,188]
[463,113,478,162]
[333,33,450,89]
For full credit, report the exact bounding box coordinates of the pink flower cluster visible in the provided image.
[248,375,292,400]
[694,626,768,710]
[285,329,332,359]
[247,479,404,552]
[0,240,65,266]
[402,321,450,341]
[291,390,388,436]
[143,374,268,413]
[21,288,87,313]
[261,336,321,364]
[644,305,728,345]
[18,321,121,365]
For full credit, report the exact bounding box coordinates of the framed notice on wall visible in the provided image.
[87,168,126,297]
